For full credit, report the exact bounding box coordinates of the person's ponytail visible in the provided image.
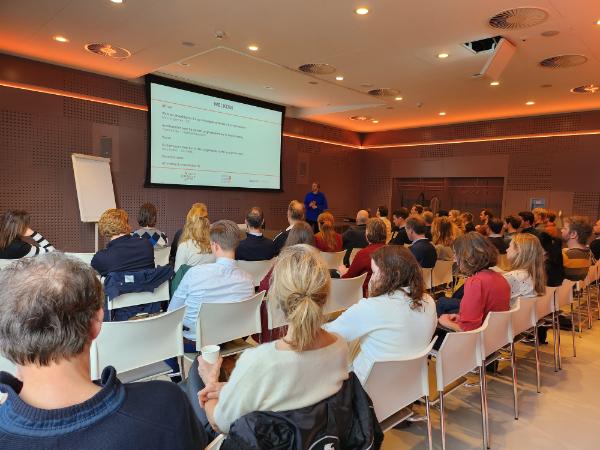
[286,293,323,351]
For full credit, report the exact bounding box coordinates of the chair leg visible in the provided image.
[179,355,186,380]
[571,305,577,358]
[479,366,490,449]
[534,324,541,393]
[425,395,433,450]
[511,342,518,420]
[577,294,582,336]
[587,285,592,329]
[551,312,558,372]
[439,391,446,450]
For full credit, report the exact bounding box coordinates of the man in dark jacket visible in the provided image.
[235,207,275,261]
[406,216,437,268]
[390,207,410,246]
[342,210,369,265]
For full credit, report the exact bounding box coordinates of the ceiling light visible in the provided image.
[335,76,344,81]
[372,120,379,124]
[110,0,124,3]
[490,81,500,86]
[437,53,449,59]
[178,61,190,67]
[355,7,369,15]
[264,86,273,90]
[439,111,447,116]
[526,101,535,105]
[394,96,403,101]
[596,19,600,25]
[247,45,259,51]
[53,35,69,43]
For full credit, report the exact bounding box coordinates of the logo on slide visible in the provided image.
[308,436,339,450]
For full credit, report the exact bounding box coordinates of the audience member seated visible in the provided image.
[169,202,207,265]
[544,210,560,238]
[342,209,369,265]
[422,211,434,240]
[431,216,458,261]
[235,206,275,261]
[538,231,565,344]
[0,210,55,259]
[169,220,254,351]
[0,253,206,449]
[324,245,436,384]
[376,205,392,243]
[174,203,215,272]
[561,215,593,281]
[504,215,522,246]
[461,212,476,233]
[194,244,348,437]
[501,233,546,307]
[410,204,424,216]
[315,211,342,252]
[533,207,548,234]
[273,200,305,255]
[591,219,600,261]
[437,209,449,217]
[476,208,493,235]
[259,222,316,293]
[338,218,387,297]
[132,202,168,247]
[449,209,463,229]
[405,216,436,268]
[519,211,540,239]
[389,207,410,246]
[437,232,510,326]
[91,208,154,277]
[487,218,508,254]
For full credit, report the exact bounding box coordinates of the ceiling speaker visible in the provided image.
[479,38,516,80]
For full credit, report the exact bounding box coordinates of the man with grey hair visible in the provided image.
[235,207,275,261]
[342,210,370,266]
[168,220,254,348]
[0,253,206,449]
[273,200,306,255]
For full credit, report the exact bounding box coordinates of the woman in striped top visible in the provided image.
[0,210,55,259]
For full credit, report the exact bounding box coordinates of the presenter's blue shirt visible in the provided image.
[304,191,328,222]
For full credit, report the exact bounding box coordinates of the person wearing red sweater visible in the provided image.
[338,218,387,297]
[315,211,343,252]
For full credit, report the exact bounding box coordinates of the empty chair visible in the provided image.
[89,306,186,383]
[555,279,577,368]
[364,338,437,450]
[0,354,16,375]
[323,273,367,315]
[319,250,345,270]
[432,260,454,288]
[237,258,275,287]
[422,267,433,291]
[534,286,559,374]
[192,291,265,356]
[154,246,170,266]
[106,280,170,319]
[65,252,94,265]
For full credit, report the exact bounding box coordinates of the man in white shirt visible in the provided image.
[273,200,306,255]
[168,220,255,345]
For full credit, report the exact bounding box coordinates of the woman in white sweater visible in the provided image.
[196,244,348,434]
[502,233,546,307]
[174,203,215,272]
[325,245,437,385]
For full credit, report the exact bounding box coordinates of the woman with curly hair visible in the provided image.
[325,245,437,384]
[431,216,459,261]
[175,203,215,272]
[437,232,510,331]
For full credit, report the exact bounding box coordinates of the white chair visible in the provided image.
[433,323,488,450]
[319,250,345,270]
[0,354,16,375]
[349,247,361,265]
[106,280,170,318]
[206,435,225,450]
[193,291,265,356]
[154,246,170,266]
[236,259,276,287]
[534,287,559,374]
[432,260,454,288]
[555,279,577,368]
[364,338,437,450]
[323,273,367,315]
[65,252,94,265]
[266,294,288,340]
[422,267,433,291]
[90,306,186,383]
[0,259,14,270]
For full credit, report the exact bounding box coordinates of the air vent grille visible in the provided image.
[298,63,336,75]
[489,8,548,30]
[540,55,588,68]
[85,43,131,59]
[367,88,401,97]
[571,84,599,94]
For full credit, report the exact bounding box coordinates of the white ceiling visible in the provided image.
[1,0,599,132]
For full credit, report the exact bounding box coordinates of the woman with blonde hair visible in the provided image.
[315,211,342,252]
[431,216,459,261]
[196,244,348,435]
[503,233,546,307]
[174,203,215,271]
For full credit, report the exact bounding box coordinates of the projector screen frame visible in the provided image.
[144,74,285,192]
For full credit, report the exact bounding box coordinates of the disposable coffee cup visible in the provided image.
[200,345,220,364]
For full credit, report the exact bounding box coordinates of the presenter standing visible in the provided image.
[304,181,328,233]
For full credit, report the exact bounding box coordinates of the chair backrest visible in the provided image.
[154,246,170,266]
[421,267,433,290]
[0,259,14,270]
[65,252,95,265]
[236,259,276,287]
[435,324,486,390]
[319,250,345,270]
[107,280,170,311]
[364,338,437,424]
[432,260,453,287]
[89,306,186,380]
[323,273,367,315]
[511,297,537,337]
[556,279,576,308]
[349,248,361,265]
[0,354,16,375]
[535,286,557,320]
[196,291,264,350]
[266,293,288,330]
[481,310,513,358]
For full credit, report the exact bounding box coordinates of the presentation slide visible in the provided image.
[148,79,283,190]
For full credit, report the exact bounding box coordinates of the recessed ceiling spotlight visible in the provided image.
[308,81,319,85]
[181,41,195,47]
[394,96,403,101]
[53,35,69,43]
[247,45,259,51]
[541,30,560,37]
[85,43,131,59]
[526,101,535,105]
[110,0,124,3]
[372,120,380,124]
[571,84,599,94]
[355,7,369,15]
[178,61,190,67]
[335,75,344,81]
[439,111,447,116]
[540,84,553,88]
[437,53,449,59]
[350,115,372,121]
[596,19,600,25]
[490,81,500,86]
[264,86,273,90]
